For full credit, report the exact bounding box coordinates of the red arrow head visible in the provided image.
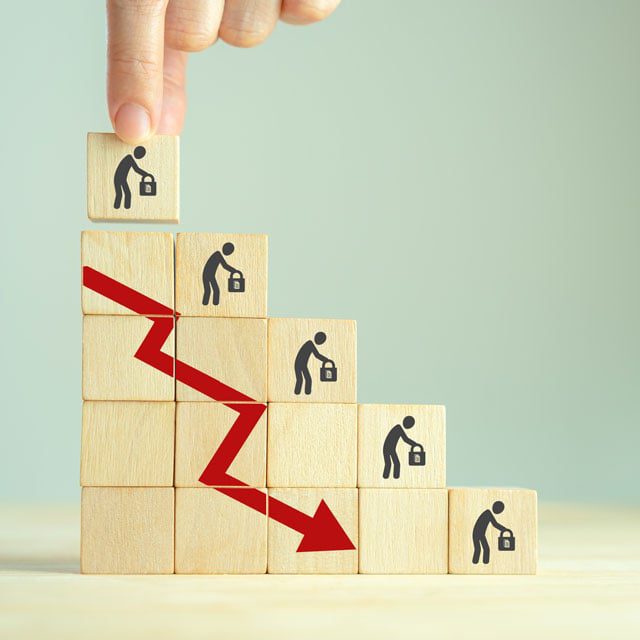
[296,500,356,553]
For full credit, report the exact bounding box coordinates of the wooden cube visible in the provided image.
[267,318,356,403]
[359,489,448,574]
[81,231,174,315]
[175,488,267,574]
[82,315,174,400]
[176,317,267,402]
[268,488,358,574]
[81,487,174,574]
[448,488,537,575]
[81,401,174,486]
[87,133,179,222]
[176,233,268,318]
[358,404,446,488]
[175,402,266,487]
[267,403,357,488]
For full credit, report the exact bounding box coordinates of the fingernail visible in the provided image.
[114,103,151,143]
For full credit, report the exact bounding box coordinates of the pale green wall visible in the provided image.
[1,1,638,502]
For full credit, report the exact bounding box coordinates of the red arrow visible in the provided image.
[270,496,355,552]
[215,488,354,552]
[83,266,356,552]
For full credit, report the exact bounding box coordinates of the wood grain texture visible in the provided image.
[4,504,639,639]
[267,318,357,403]
[175,489,267,574]
[176,232,268,318]
[358,404,446,488]
[448,488,537,575]
[87,133,179,222]
[359,489,448,574]
[267,403,357,488]
[175,402,266,487]
[81,401,174,487]
[80,488,174,574]
[176,317,267,402]
[268,488,358,574]
[82,315,175,400]
[81,231,174,315]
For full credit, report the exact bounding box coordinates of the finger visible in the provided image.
[165,0,224,52]
[280,0,341,25]
[219,0,281,48]
[157,47,188,135]
[107,0,169,144]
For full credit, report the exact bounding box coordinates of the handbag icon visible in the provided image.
[140,175,157,196]
[228,271,245,293]
[498,529,515,551]
[320,360,337,382]
[408,444,426,466]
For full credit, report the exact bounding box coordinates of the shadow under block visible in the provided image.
[448,488,538,575]
[175,488,267,574]
[87,133,179,222]
[267,403,357,488]
[358,489,448,574]
[267,318,357,403]
[81,487,174,574]
[176,232,268,318]
[267,489,358,574]
[358,404,446,488]
[81,401,174,486]
[82,315,174,400]
[81,231,174,315]
[176,317,267,402]
[175,402,266,487]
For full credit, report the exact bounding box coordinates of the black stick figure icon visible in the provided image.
[472,501,511,564]
[382,416,423,479]
[202,242,242,306]
[113,146,154,209]
[294,332,333,395]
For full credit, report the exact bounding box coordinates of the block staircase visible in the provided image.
[80,230,537,575]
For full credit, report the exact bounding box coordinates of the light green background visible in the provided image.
[1,1,638,502]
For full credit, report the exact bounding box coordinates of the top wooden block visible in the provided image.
[176,233,268,317]
[81,231,174,315]
[87,133,179,222]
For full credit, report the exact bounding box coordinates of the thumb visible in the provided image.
[107,0,169,144]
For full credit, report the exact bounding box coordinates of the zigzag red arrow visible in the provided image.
[83,266,355,553]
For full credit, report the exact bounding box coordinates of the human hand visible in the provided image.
[107,0,341,144]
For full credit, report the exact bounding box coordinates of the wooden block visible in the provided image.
[81,231,174,315]
[175,488,267,574]
[81,487,174,574]
[175,402,266,487]
[448,488,537,575]
[176,233,268,318]
[81,401,174,486]
[268,488,358,574]
[267,403,357,488]
[176,317,267,402]
[359,489,448,574]
[87,133,179,222]
[267,318,356,403]
[82,315,174,400]
[358,404,446,488]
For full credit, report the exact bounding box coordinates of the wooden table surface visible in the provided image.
[1,503,639,639]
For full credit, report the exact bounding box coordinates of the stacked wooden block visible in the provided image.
[81,229,537,575]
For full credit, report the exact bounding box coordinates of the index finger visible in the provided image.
[107,0,169,143]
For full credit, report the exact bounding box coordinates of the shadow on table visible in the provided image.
[0,555,80,574]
